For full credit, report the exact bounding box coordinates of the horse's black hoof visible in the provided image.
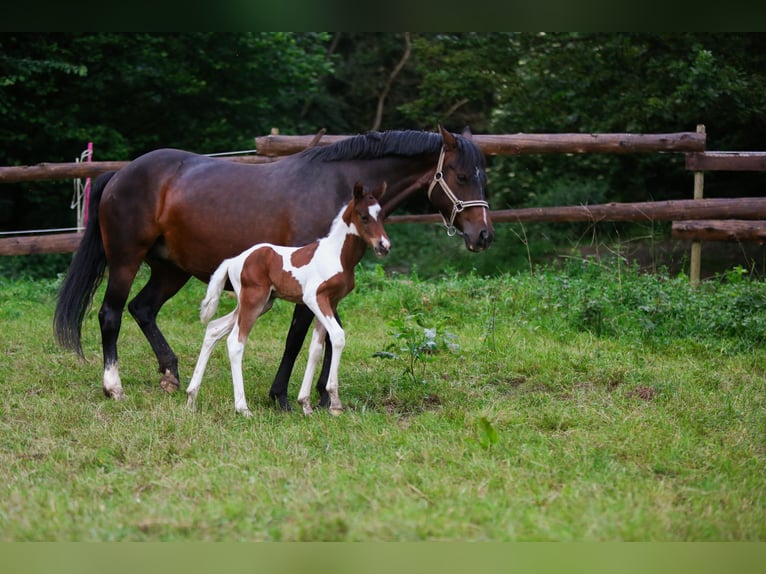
[317,391,331,409]
[270,393,292,412]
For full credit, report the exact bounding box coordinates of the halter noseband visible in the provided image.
[427,146,490,237]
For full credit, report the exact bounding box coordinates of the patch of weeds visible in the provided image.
[379,392,443,417]
[91,445,125,472]
[373,312,459,384]
[474,416,499,450]
[485,375,527,395]
[627,386,658,402]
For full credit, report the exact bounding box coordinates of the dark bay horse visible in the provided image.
[186,182,390,416]
[54,126,494,409]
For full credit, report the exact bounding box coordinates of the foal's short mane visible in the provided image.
[300,130,486,172]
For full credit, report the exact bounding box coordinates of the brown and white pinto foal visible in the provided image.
[185,182,391,416]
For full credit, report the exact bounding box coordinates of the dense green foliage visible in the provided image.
[2,33,765,266]
[1,265,764,540]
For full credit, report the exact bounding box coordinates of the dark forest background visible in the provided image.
[2,33,765,276]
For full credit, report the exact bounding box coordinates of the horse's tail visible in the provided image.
[200,259,231,324]
[53,171,116,357]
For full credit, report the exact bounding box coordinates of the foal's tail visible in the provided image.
[53,171,116,357]
[200,260,231,324]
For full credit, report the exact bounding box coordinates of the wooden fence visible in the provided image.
[2,129,765,284]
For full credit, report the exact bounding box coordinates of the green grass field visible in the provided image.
[0,260,764,541]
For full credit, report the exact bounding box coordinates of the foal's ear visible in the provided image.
[353,181,365,200]
[373,181,387,200]
[438,124,457,150]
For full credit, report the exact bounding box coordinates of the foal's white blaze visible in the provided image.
[366,204,391,252]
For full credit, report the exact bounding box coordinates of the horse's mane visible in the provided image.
[301,130,485,169]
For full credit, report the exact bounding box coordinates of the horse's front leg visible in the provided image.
[127,265,190,393]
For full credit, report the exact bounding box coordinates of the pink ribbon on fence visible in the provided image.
[83,142,93,228]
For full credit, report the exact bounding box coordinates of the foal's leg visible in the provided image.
[226,286,271,417]
[128,262,191,393]
[297,322,327,416]
[302,304,346,415]
[315,311,342,409]
[316,315,346,416]
[185,311,237,411]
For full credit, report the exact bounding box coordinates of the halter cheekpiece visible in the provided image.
[427,145,489,237]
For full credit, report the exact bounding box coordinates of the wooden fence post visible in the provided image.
[690,124,705,287]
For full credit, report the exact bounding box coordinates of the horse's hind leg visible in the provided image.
[128,262,190,393]
[99,264,143,400]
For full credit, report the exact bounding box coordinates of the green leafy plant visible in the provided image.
[475,417,499,450]
[373,312,459,384]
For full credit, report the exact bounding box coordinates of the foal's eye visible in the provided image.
[361,215,370,222]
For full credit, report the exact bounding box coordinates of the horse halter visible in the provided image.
[427,146,490,237]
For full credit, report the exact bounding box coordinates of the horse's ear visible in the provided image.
[462,126,473,139]
[353,181,364,200]
[373,181,387,200]
[439,124,457,150]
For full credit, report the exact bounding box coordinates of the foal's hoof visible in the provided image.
[329,407,343,417]
[159,369,180,393]
[298,399,313,416]
[103,387,126,401]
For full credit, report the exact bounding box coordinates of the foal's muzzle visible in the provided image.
[373,238,391,257]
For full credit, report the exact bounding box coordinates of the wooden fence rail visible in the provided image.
[386,197,766,225]
[0,132,705,185]
[5,130,765,263]
[672,220,766,242]
[0,155,274,184]
[5,198,762,257]
[685,151,766,172]
[253,131,706,157]
[0,232,83,256]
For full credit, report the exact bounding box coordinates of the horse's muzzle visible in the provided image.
[464,227,494,252]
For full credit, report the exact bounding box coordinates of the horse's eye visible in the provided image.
[456,173,468,184]
[361,215,370,222]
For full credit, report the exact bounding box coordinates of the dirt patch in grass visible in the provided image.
[628,385,657,401]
